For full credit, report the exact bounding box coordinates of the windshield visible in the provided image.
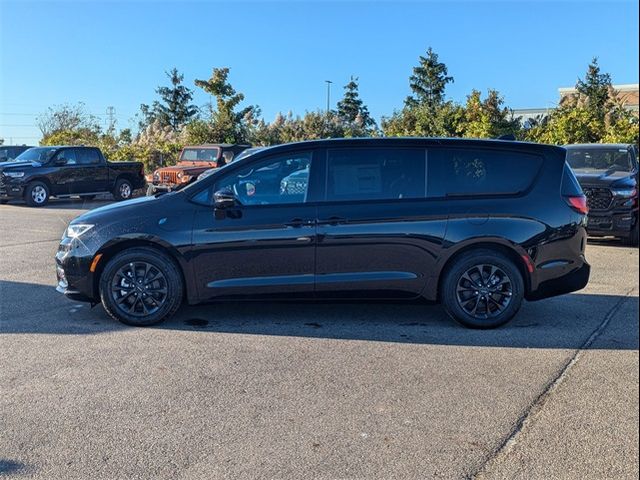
[566,148,633,173]
[14,147,57,163]
[180,148,220,162]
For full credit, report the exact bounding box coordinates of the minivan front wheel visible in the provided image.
[99,247,183,326]
[442,249,524,329]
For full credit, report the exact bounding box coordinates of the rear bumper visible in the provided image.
[527,260,590,301]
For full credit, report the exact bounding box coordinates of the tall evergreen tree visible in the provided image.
[406,47,454,107]
[336,76,376,135]
[139,68,198,131]
[575,57,612,122]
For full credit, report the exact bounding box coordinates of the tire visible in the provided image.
[146,184,156,196]
[0,199,8,205]
[80,194,96,201]
[99,247,183,326]
[25,181,50,207]
[113,178,133,201]
[441,248,524,329]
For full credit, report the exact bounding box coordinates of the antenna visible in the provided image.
[106,106,116,131]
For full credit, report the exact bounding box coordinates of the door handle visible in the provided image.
[285,218,313,228]
[318,216,347,226]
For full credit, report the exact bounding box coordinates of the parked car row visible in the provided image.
[55,137,591,329]
[1,141,637,247]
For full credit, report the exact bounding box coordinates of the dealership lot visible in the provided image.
[0,200,638,479]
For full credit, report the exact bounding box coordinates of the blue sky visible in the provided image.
[0,0,638,144]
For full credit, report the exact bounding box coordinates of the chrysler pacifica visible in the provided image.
[56,138,590,328]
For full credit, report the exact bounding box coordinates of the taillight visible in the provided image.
[564,195,589,215]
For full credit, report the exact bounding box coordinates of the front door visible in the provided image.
[190,150,319,301]
[48,149,78,196]
[315,147,448,299]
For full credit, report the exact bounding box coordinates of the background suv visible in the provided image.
[56,138,590,329]
[565,143,639,246]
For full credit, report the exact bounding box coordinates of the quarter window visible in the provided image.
[326,148,426,201]
[428,148,543,197]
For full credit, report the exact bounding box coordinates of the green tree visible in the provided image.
[336,76,376,135]
[383,47,457,137]
[194,67,257,144]
[406,47,453,108]
[139,68,198,131]
[575,57,612,122]
[462,89,521,138]
[525,58,639,145]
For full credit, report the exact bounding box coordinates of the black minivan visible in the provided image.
[56,138,590,328]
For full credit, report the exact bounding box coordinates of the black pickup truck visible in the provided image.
[0,146,146,207]
[566,143,639,246]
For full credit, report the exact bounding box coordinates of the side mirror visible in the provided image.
[213,189,237,209]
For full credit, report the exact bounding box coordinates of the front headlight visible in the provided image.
[65,224,94,239]
[612,188,637,198]
[153,171,160,181]
[5,171,25,178]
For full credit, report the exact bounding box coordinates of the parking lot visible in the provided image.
[0,199,638,479]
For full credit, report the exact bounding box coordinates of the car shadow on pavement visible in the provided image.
[0,459,30,476]
[1,280,638,350]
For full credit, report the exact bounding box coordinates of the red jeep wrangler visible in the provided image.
[146,144,250,195]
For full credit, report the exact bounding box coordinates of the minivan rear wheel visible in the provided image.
[442,249,524,329]
[99,247,183,326]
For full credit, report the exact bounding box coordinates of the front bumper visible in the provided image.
[586,211,637,238]
[55,236,99,303]
[147,183,175,195]
[0,181,25,199]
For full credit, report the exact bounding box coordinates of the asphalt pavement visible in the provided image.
[0,198,638,479]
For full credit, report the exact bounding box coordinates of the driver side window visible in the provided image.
[212,152,312,206]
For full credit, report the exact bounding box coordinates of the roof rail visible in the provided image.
[496,134,516,141]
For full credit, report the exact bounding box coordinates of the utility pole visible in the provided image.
[106,106,116,132]
[325,80,333,112]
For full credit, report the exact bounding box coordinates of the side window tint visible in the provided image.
[77,148,100,165]
[213,152,312,206]
[57,149,77,165]
[428,148,543,197]
[327,148,425,201]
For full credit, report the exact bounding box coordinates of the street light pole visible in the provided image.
[325,80,333,112]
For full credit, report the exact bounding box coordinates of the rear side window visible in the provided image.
[428,148,543,197]
[77,148,101,165]
[326,148,425,201]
